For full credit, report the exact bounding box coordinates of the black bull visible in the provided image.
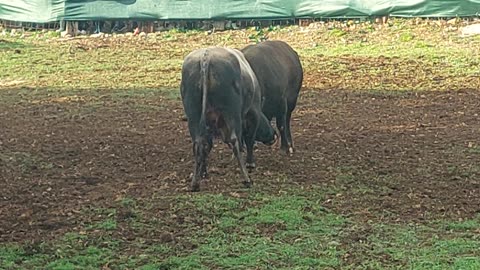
[180,47,276,192]
[242,40,303,154]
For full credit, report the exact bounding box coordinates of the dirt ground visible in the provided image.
[1,88,479,244]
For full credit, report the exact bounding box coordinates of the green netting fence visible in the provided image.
[1,0,479,23]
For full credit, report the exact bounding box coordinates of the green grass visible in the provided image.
[168,191,346,269]
[1,18,479,93]
[468,146,480,154]
[0,151,54,173]
[351,221,480,269]
[1,190,479,269]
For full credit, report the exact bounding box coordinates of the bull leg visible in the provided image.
[244,111,258,171]
[230,134,253,188]
[285,109,295,154]
[200,135,213,178]
[275,100,289,154]
[191,137,209,192]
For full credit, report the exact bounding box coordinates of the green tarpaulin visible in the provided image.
[1,1,479,23]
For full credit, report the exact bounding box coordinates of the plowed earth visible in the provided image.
[1,88,479,244]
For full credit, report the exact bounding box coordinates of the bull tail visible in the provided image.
[199,49,210,136]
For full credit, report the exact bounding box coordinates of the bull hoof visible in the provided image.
[246,162,256,173]
[191,182,201,192]
[280,145,294,155]
[243,180,253,188]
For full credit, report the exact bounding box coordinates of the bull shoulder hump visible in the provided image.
[224,48,258,88]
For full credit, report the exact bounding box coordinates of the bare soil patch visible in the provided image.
[1,88,479,244]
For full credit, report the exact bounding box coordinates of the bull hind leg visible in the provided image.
[275,100,290,154]
[191,137,210,192]
[244,111,259,171]
[230,133,253,188]
[285,109,295,154]
[200,135,213,178]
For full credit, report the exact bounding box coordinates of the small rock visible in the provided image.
[139,32,147,37]
[90,32,105,38]
[447,18,457,25]
[125,32,133,37]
